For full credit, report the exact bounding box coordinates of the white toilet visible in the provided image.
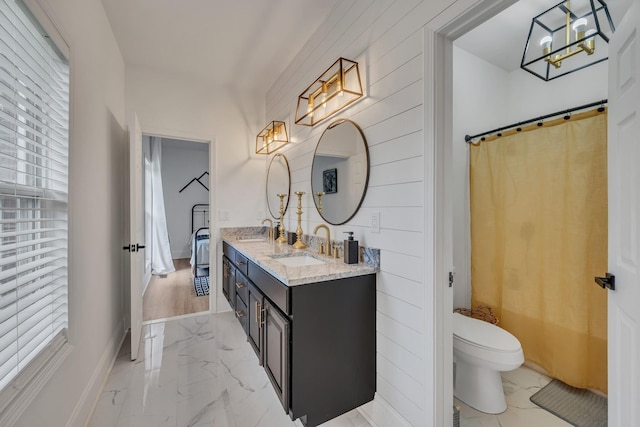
[452,312,524,414]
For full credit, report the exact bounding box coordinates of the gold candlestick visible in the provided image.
[315,192,325,214]
[276,193,287,243]
[293,191,307,249]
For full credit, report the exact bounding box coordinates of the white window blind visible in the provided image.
[0,0,69,392]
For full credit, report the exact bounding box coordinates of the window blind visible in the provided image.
[0,0,69,392]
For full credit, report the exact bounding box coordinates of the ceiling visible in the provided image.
[101,0,626,93]
[455,0,624,72]
[100,0,341,93]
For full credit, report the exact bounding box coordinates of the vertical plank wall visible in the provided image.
[265,1,456,425]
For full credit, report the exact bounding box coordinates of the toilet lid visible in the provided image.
[453,312,521,353]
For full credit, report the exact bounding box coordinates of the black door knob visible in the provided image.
[595,273,615,290]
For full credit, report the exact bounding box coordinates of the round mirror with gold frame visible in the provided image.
[311,119,369,225]
[266,153,291,219]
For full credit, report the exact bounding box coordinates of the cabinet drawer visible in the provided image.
[223,241,235,259]
[235,272,249,305]
[234,253,249,276]
[248,260,290,315]
[235,297,248,333]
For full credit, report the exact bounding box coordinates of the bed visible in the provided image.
[190,204,210,296]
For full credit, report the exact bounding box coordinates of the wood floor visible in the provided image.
[143,258,209,321]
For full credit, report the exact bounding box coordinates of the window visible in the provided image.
[0,0,69,395]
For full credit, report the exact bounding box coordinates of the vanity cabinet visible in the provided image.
[222,256,236,310]
[222,243,375,427]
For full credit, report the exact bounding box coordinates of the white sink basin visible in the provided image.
[236,237,266,242]
[271,254,326,267]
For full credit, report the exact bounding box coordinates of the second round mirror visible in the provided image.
[266,153,290,219]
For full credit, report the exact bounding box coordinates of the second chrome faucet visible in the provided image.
[313,223,332,257]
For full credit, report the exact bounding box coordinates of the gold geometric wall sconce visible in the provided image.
[295,58,363,127]
[256,121,288,155]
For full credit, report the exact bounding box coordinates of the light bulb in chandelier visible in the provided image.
[540,36,553,56]
[572,18,588,40]
[584,29,597,53]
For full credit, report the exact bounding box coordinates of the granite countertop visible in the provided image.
[224,238,378,287]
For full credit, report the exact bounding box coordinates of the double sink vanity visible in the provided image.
[221,233,377,427]
[222,118,376,426]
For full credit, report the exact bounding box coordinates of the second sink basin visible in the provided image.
[270,254,327,267]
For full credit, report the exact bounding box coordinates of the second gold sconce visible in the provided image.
[295,58,363,127]
[256,121,289,155]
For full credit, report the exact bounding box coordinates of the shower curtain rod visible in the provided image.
[464,99,607,144]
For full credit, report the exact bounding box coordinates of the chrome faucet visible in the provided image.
[261,218,274,240]
[313,223,332,257]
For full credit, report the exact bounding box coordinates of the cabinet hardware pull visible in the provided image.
[260,306,267,326]
[256,302,262,325]
[236,260,245,266]
[235,310,244,318]
[235,282,245,289]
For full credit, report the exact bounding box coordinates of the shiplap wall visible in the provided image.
[265,1,458,425]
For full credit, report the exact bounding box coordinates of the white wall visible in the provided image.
[125,64,268,312]
[161,138,209,259]
[13,0,128,426]
[125,64,267,228]
[265,1,462,425]
[451,46,608,309]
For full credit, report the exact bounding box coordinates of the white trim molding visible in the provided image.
[359,393,413,427]
[69,319,126,427]
[424,0,521,426]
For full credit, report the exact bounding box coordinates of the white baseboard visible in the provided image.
[358,393,413,427]
[66,319,126,427]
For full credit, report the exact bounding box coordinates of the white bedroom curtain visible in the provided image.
[150,137,175,275]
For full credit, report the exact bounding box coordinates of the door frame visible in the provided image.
[429,0,631,425]
[425,0,529,425]
[140,125,218,319]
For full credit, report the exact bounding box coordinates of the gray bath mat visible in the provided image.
[530,379,607,427]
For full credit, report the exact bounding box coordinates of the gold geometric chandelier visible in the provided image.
[521,0,615,81]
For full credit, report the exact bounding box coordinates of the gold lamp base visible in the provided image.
[276,193,288,243]
[293,191,307,249]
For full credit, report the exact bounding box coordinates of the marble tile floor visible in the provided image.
[455,365,573,427]
[88,311,372,427]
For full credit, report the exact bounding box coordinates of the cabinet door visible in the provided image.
[224,257,236,309]
[263,299,290,411]
[222,257,230,300]
[247,283,263,362]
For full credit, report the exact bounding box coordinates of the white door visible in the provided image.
[607,2,640,425]
[128,113,144,361]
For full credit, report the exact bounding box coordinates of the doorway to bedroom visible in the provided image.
[141,135,211,322]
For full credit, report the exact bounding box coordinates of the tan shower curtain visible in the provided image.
[470,110,608,392]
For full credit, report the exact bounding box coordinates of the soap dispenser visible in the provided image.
[343,232,359,264]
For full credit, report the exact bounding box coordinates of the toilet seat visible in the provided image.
[453,312,520,353]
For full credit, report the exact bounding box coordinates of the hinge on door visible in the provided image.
[449,271,454,287]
